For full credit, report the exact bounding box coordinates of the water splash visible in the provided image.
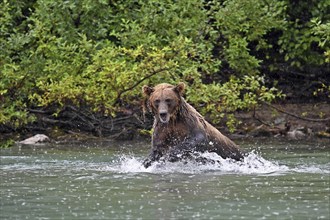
[107,150,330,175]
[106,151,292,175]
[2,151,328,175]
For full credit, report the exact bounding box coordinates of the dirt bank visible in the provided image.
[1,102,329,146]
[233,102,330,140]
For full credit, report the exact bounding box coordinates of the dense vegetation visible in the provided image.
[1,0,329,135]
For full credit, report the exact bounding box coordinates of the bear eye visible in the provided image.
[165,99,172,106]
[154,99,160,106]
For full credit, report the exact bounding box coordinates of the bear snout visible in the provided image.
[159,112,169,123]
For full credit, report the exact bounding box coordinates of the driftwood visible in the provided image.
[18,134,50,145]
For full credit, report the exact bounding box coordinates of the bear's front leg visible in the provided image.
[142,148,163,168]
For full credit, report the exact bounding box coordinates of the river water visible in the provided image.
[1,139,329,219]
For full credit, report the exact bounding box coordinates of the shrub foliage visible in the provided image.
[1,0,328,132]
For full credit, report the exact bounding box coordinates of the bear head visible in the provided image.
[143,82,185,123]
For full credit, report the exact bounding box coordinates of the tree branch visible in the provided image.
[253,106,275,127]
[114,67,171,104]
[261,101,330,122]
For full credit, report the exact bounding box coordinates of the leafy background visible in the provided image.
[1,0,329,134]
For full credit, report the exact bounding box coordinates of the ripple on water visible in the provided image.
[1,143,329,220]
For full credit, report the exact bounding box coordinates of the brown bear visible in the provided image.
[142,82,244,168]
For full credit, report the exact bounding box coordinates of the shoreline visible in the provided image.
[1,102,329,147]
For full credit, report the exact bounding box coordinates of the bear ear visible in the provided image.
[174,82,185,96]
[142,85,154,96]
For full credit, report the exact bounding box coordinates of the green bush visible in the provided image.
[0,0,327,131]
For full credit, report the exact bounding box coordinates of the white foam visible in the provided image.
[103,151,293,175]
[104,150,330,175]
[3,152,327,176]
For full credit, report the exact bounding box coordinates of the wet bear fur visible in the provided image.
[142,82,244,168]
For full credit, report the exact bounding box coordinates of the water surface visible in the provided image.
[1,139,329,219]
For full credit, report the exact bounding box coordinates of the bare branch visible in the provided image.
[261,101,330,122]
[114,67,171,105]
